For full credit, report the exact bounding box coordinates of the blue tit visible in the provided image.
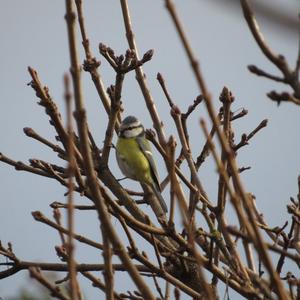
[116,116,168,213]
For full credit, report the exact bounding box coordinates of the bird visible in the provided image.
[115,115,168,213]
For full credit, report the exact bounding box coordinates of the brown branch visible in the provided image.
[248,65,286,83]
[157,72,175,108]
[217,86,233,216]
[0,242,19,263]
[240,0,288,68]
[195,107,249,170]
[157,72,203,170]
[267,91,300,106]
[0,239,265,298]
[51,198,148,210]
[29,159,67,176]
[97,167,148,221]
[23,127,66,157]
[151,274,164,300]
[182,95,203,120]
[101,188,167,236]
[276,219,296,274]
[231,108,248,121]
[64,2,156,299]
[147,131,206,202]
[238,166,251,173]
[148,218,164,271]
[120,0,167,146]
[170,106,210,211]
[118,216,138,253]
[241,0,300,101]
[53,208,66,245]
[29,267,70,300]
[290,177,300,255]
[233,119,268,151]
[164,0,210,99]
[27,67,83,163]
[74,0,112,117]
[29,159,68,186]
[64,73,82,300]
[200,120,267,284]
[51,201,96,210]
[165,136,177,225]
[243,240,256,272]
[27,68,86,193]
[201,105,287,298]
[214,87,237,282]
[101,217,114,300]
[0,153,47,177]
[0,154,71,185]
[227,226,300,267]
[32,211,103,250]
[296,33,300,76]
[0,260,150,277]
[195,125,216,170]
[81,272,123,300]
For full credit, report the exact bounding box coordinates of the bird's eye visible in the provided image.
[127,125,141,131]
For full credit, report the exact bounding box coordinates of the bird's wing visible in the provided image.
[136,137,161,191]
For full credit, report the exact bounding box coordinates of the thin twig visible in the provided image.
[171,106,210,209]
[0,153,56,178]
[233,119,268,152]
[29,267,70,300]
[51,201,96,210]
[82,272,123,300]
[32,211,103,250]
[65,73,82,300]
[0,260,151,279]
[165,136,177,225]
[74,0,112,118]
[101,218,114,300]
[241,0,300,102]
[23,127,66,157]
[227,226,300,266]
[120,0,167,146]
[53,208,66,245]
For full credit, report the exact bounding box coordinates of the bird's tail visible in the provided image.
[151,183,168,213]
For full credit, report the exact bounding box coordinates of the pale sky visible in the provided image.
[0,1,299,299]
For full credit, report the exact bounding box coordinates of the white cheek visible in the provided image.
[124,127,143,138]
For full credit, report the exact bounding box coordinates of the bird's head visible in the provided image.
[118,116,144,138]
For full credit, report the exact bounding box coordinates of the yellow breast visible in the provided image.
[116,137,152,183]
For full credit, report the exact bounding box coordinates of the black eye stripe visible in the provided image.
[121,124,142,133]
[127,125,142,130]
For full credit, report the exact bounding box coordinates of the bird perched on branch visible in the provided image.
[116,116,168,213]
